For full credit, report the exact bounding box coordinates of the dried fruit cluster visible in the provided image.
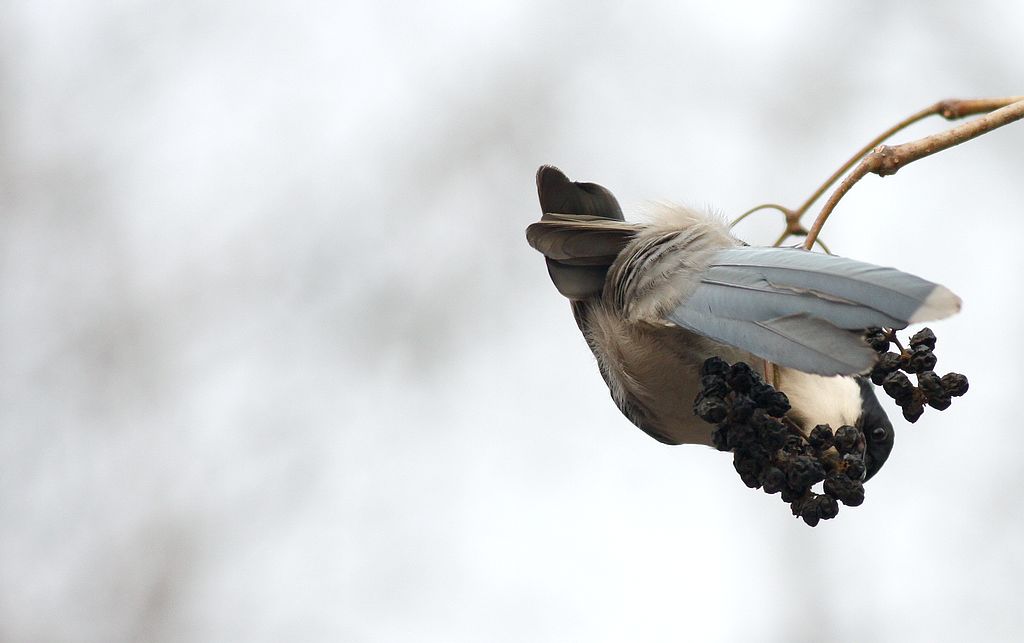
[695,358,868,527]
[865,327,969,422]
[696,326,969,527]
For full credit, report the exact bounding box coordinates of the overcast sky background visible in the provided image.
[2,2,1023,642]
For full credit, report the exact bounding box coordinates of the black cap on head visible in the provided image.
[857,378,895,481]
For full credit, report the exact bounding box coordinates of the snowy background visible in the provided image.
[2,2,1023,641]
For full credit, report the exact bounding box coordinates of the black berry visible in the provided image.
[909,327,937,350]
[917,371,944,401]
[727,395,756,423]
[906,346,937,374]
[701,357,730,378]
[864,328,890,353]
[695,395,728,423]
[941,373,969,397]
[786,455,826,492]
[901,398,925,423]
[761,467,786,494]
[699,375,729,398]
[727,362,756,394]
[833,425,861,454]
[824,472,865,506]
[882,372,914,403]
[842,453,866,480]
[807,424,834,451]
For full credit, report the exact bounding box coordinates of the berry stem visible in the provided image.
[884,328,906,353]
[781,416,807,441]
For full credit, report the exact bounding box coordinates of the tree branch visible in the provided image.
[803,98,1024,250]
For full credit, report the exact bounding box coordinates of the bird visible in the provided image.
[525,165,961,480]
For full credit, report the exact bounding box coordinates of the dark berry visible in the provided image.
[782,434,807,455]
[842,453,866,480]
[882,372,915,403]
[734,451,766,489]
[765,392,791,418]
[711,426,730,451]
[752,412,787,451]
[749,407,768,428]
[750,381,772,404]
[901,399,925,423]
[941,373,969,397]
[807,424,834,451]
[780,485,804,503]
[917,371,944,400]
[745,444,772,467]
[909,327,937,350]
[701,357,730,378]
[906,346,937,374]
[733,450,757,472]
[725,423,756,449]
[727,395,756,423]
[727,362,756,394]
[816,494,840,520]
[739,471,761,489]
[695,396,728,423]
[799,506,821,527]
[833,425,861,454]
[786,455,826,491]
[864,328,890,353]
[927,395,952,411]
[877,352,903,372]
[750,382,790,417]
[699,375,729,398]
[818,450,842,473]
[761,467,786,494]
[870,351,905,385]
[792,493,835,527]
[823,472,865,506]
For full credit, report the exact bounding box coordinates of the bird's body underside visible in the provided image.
[526,166,960,448]
[578,298,756,444]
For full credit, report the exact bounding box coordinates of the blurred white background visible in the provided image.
[2,1,1022,641]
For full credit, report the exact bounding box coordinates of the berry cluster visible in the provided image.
[865,327,969,422]
[695,358,868,527]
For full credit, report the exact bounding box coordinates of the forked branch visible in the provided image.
[803,97,1024,249]
[733,96,1024,250]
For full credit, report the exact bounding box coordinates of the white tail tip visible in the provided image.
[909,285,962,324]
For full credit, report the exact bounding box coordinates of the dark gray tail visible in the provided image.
[527,167,636,299]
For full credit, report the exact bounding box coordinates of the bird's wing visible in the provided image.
[665,246,961,375]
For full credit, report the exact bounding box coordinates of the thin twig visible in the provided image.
[772,229,792,247]
[793,96,1024,220]
[793,106,938,217]
[734,96,1024,246]
[804,98,1024,250]
[729,203,792,229]
[883,328,905,354]
[771,230,832,254]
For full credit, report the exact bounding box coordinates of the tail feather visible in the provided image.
[536,165,624,221]
[525,214,636,266]
[527,166,636,299]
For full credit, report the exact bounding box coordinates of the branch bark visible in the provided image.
[803,98,1024,250]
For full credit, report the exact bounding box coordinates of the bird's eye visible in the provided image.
[870,426,888,441]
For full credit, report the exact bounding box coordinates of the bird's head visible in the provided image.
[856,378,895,481]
